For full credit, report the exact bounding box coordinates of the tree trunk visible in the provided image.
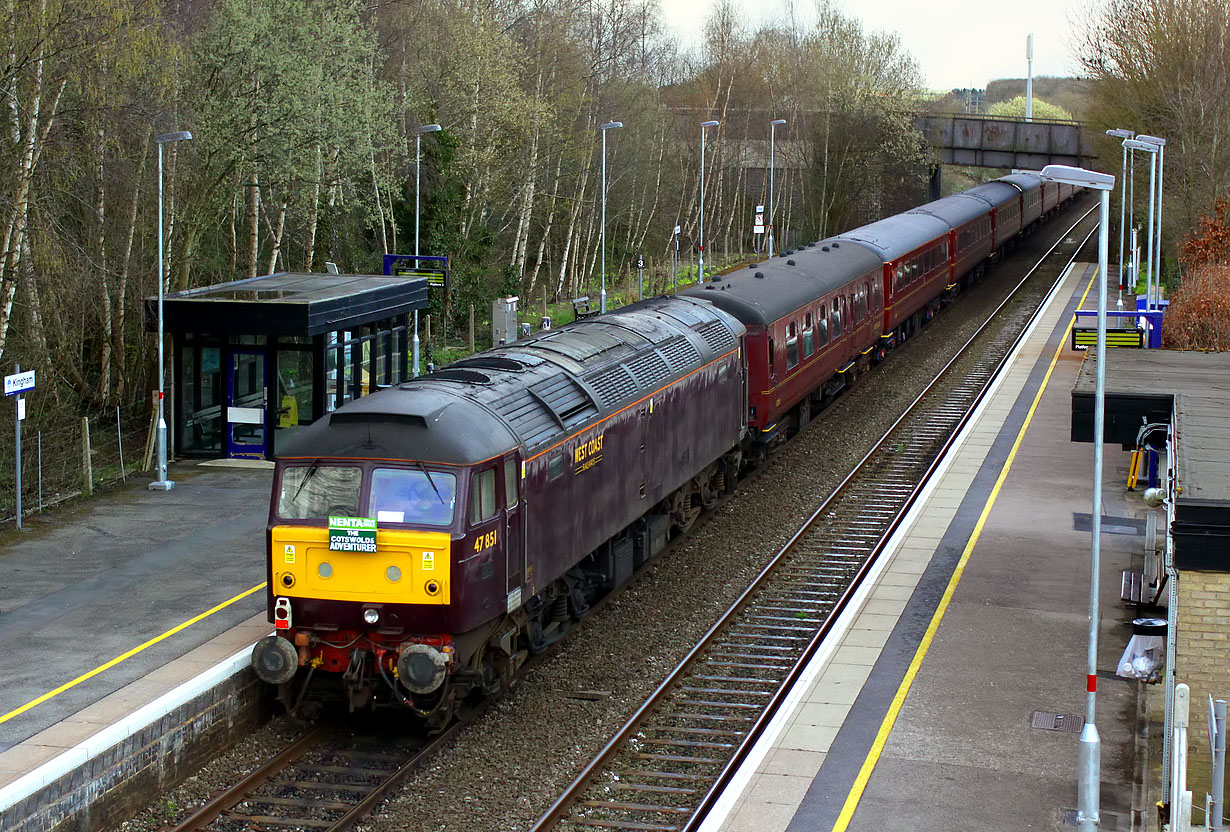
[304,143,322,270]
[247,168,260,278]
[115,128,151,401]
[95,124,112,403]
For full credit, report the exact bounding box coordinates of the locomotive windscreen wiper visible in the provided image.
[292,459,321,505]
[416,460,445,504]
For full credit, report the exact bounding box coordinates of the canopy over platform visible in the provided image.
[1072,349,1230,570]
[145,272,427,336]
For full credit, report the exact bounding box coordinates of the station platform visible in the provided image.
[706,263,1146,831]
[0,461,273,824]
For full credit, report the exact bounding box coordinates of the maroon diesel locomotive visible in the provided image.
[253,296,746,724]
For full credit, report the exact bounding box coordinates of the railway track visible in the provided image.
[165,714,449,832]
[529,204,1100,832]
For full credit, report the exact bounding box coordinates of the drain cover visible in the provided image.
[1032,711,1085,733]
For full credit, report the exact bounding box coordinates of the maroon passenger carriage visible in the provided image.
[685,241,885,448]
[253,295,747,724]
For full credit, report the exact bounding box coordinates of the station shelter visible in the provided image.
[146,271,428,461]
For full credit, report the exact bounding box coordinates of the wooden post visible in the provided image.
[142,390,158,472]
[469,304,475,353]
[81,417,93,497]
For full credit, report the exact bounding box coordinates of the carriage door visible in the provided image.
[226,350,268,459]
[503,454,526,611]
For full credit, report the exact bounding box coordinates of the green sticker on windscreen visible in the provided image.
[328,516,378,552]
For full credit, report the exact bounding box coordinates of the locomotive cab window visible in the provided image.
[504,457,518,508]
[548,452,565,480]
[369,467,456,526]
[278,464,361,519]
[470,468,497,525]
[786,322,799,370]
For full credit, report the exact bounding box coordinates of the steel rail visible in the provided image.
[530,201,1100,832]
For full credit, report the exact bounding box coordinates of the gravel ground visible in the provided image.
[113,205,1095,832]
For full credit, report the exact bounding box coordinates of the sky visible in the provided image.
[658,0,1087,91]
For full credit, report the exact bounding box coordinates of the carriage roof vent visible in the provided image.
[787,259,796,266]
[832,242,840,248]
[755,271,765,279]
[822,246,830,252]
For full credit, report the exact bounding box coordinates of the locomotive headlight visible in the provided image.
[363,608,380,624]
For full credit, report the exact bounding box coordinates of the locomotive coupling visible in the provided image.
[252,635,299,686]
[396,642,451,694]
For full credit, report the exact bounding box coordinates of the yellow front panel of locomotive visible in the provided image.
[271,526,451,605]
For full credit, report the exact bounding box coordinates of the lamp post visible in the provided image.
[698,120,719,283]
[599,121,623,313]
[1137,135,1166,309]
[1041,164,1115,832]
[1106,129,1133,307]
[1025,34,1034,122]
[768,118,786,258]
[1124,139,1158,312]
[149,130,193,492]
[413,123,441,378]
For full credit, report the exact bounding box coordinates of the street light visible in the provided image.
[150,129,192,492]
[768,119,786,258]
[1106,129,1133,307]
[1137,135,1167,310]
[599,121,623,314]
[1041,163,1115,832]
[1124,139,1159,313]
[413,123,441,378]
[698,120,719,283]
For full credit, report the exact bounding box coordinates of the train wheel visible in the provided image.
[698,467,720,511]
[668,488,700,534]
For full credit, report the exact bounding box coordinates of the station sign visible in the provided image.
[4,369,34,396]
[328,516,378,552]
[383,254,450,296]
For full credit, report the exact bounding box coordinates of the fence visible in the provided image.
[0,398,154,526]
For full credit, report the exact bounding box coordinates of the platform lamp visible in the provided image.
[1123,139,1159,314]
[1106,129,1134,308]
[698,120,719,283]
[413,123,441,378]
[1041,164,1115,832]
[1136,135,1166,310]
[599,121,623,314]
[150,129,193,492]
[768,119,786,258]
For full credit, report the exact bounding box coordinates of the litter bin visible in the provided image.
[1117,617,1166,682]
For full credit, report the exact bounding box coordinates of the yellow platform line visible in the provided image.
[830,269,1096,831]
[0,582,267,727]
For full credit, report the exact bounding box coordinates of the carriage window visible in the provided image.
[817,305,829,346]
[278,464,362,520]
[504,457,518,509]
[768,338,776,376]
[370,467,457,526]
[786,322,799,370]
[469,468,497,524]
[832,304,843,338]
[802,313,814,357]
